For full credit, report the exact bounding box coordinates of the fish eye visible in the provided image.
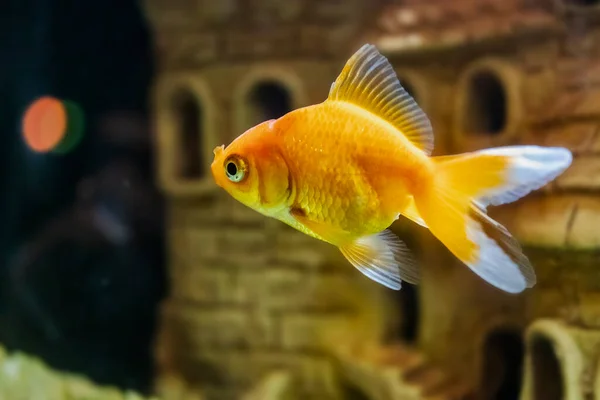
[224,156,247,183]
[226,162,237,176]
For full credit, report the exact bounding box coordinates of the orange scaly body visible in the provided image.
[273,101,432,242]
[212,44,573,293]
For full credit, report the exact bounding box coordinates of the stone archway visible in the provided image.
[530,334,563,400]
[452,58,523,152]
[153,74,218,195]
[244,81,293,128]
[233,66,308,137]
[479,329,525,400]
[170,89,204,180]
[463,70,507,136]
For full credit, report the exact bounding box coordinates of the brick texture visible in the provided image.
[164,301,277,350]
[280,312,355,351]
[169,267,236,304]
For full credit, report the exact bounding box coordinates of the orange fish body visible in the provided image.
[212,44,573,293]
[273,101,432,237]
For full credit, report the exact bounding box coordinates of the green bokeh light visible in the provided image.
[52,99,85,154]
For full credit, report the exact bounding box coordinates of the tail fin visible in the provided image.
[413,145,572,293]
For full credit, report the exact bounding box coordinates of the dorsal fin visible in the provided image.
[327,44,434,155]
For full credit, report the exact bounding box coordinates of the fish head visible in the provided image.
[211,119,290,213]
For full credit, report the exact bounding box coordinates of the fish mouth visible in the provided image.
[211,145,225,187]
[213,145,225,157]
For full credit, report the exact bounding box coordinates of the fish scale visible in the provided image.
[276,102,407,235]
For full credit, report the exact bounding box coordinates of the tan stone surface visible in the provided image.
[541,123,597,154]
[218,198,268,226]
[556,156,600,191]
[220,225,271,256]
[281,313,355,351]
[336,343,473,400]
[527,249,600,301]
[272,226,338,269]
[196,350,339,398]
[578,294,600,328]
[592,129,600,153]
[521,67,556,115]
[527,287,569,322]
[241,372,295,400]
[499,195,576,248]
[167,33,219,68]
[168,198,222,227]
[164,300,277,350]
[518,39,560,72]
[565,197,600,249]
[169,267,236,304]
[539,86,600,122]
[187,229,220,261]
[261,271,362,311]
[493,195,600,250]
[369,0,560,53]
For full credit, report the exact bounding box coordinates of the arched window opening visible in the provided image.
[397,283,419,343]
[381,283,420,345]
[171,90,203,180]
[464,71,507,136]
[246,81,292,129]
[479,330,524,400]
[531,335,563,400]
[382,225,420,345]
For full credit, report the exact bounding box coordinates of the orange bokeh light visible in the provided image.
[22,96,67,153]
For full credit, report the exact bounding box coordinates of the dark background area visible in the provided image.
[0,0,166,394]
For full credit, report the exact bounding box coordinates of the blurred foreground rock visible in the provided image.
[0,345,159,400]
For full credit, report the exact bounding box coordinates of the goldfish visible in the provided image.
[211,44,573,294]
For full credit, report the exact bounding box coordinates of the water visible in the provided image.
[0,1,597,399]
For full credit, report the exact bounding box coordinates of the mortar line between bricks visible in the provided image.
[170,297,254,311]
[564,202,579,247]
